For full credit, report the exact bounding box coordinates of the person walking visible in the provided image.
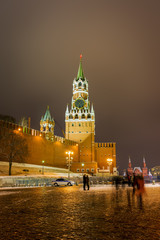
[86,174,90,190]
[132,173,137,194]
[136,175,145,208]
[83,174,86,190]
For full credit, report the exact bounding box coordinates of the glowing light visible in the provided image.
[18,128,21,131]
[42,160,45,164]
[107,158,113,163]
[107,158,113,168]
[80,54,82,60]
[82,163,84,167]
[66,151,73,155]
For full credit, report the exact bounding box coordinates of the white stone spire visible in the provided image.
[91,104,94,113]
[129,156,131,163]
[143,156,145,163]
[66,104,69,114]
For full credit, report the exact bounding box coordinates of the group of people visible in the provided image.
[127,173,145,197]
[132,174,145,196]
[83,174,90,190]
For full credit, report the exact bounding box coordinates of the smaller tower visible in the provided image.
[142,157,148,177]
[127,156,133,176]
[40,106,55,140]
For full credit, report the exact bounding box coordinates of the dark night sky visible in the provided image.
[0,0,160,171]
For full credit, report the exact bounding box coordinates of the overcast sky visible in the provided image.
[0,0,160,171]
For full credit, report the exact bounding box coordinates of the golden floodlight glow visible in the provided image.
[18,128,21,131]
[66,151,74,155]
[107,158,113,162]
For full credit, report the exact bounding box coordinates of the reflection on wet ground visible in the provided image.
[0,186,160,240]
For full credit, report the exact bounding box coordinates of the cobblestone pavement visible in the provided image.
[0,185,160,240]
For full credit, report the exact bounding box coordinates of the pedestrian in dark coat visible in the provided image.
[86,174,90,190]
[83,174,86,190]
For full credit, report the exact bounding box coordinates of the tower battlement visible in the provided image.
[95,142,116,148]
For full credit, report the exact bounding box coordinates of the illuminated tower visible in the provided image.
[142,157,148,177]
[40,106,55,140]
[127,157,133,176]
[65,55,95,163]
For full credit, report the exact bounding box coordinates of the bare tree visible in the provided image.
[0,114,16,123]
[0,131,29,175]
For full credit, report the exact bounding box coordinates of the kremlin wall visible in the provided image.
[0,120,116,174]
[0,120,79,171]
[0,56,117,174]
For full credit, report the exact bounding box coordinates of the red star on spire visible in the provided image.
[80,54,82,60]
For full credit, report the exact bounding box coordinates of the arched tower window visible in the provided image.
[83,84,86,89]
[78,82,82,87]
[87,114,91,119]
[75,114,78,119]
[82,114,85,119]
[69,115,73,119]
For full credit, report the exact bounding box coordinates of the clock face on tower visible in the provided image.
[75,98,85,109]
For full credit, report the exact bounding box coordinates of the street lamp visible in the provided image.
[66,151,73,179]
[81,163,85,174]
[107,158,113,174]
[42,160,45,175]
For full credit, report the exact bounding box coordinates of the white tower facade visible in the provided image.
[65,55,95,163]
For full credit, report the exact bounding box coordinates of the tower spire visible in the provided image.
[77,54,84,80]
[43,105,52,121]
[129,156,131,163]
[91,104,94,113]
[66,104,69,114]
[128,156,132,168]
[143,156,146,168]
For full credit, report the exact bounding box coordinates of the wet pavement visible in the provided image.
[0,185,160,240]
